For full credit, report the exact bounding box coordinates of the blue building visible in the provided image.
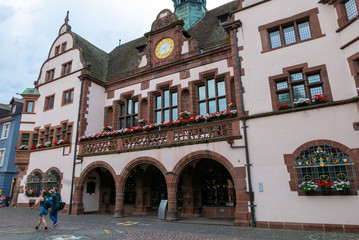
[0,97,23,201]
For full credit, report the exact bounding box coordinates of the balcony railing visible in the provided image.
[78,118,241,156]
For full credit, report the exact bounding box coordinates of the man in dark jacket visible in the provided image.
[50,187,61,227]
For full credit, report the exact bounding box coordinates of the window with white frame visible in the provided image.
[1,123,10,139]
[0,149,5,167]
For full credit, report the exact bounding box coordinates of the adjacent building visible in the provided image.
[0,98,23,201]
[14,0,359,232]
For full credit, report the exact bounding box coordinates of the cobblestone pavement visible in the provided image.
[1,207,359,240]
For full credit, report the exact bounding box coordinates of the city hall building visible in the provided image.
[13,0,359,232]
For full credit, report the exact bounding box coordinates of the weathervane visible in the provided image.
[65,11,69,25]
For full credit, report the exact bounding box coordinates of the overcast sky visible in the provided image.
[0,0,233,104]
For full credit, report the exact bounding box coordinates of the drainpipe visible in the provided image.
[232,28,256,227]
[68,77,85,215]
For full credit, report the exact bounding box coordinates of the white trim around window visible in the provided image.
[1,122,10,139]
[0,148,5,167]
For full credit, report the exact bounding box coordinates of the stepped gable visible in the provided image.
[106,37,147,82]
[73,33,109,82]
[188,1,235,52]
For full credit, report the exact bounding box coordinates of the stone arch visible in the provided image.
[171,150,249,226]
[292,139,351,157]
[72,161,118,215]
[116,157,169,217]
[27,168,44,177]
[78,161,117,187]
[119,157,168,186]
[172,150,236,182]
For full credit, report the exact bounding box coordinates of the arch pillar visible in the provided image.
[232,166,251,226]
[71,177,84,215]
[114,175,124,218]
[166,174,178,221]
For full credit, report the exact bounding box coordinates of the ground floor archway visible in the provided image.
[73,154,250,226]
[176,158,236,218]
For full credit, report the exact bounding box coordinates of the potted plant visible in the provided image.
[103,125,112,132]
[43,141,52,148]
[277,102,290,110]
[25,189,37,197]
[333,180,351,194]
[315,180,333,194]
[312,94,328,104]
[136,119,148,126]
[228,102,237,110]
[294,98,310,107]
[179,111,192,119]
[19,145,28,150]
[299,181,318,194]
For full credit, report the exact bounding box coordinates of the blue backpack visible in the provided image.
[44,196,53,209]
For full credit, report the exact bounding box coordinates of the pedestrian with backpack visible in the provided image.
[50,187,61,228]
[30,190,52,231]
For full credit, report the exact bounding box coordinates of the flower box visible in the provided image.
[179,111,192,119]
[304,190,316,195]
[103,125,113,132]
[339,189,351,195]
[277,102,290,110]
[228,102,236,110]
[136,119,148,126]
[294,98,310,108]
[79,110,237,142]
[312,94,328,104]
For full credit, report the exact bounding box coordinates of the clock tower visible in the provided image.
[172,0,207,30]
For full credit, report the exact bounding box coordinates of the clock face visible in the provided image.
[155,38,174,59]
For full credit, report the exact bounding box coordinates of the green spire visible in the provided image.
[173,0,207,30]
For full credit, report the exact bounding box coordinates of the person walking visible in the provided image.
[0,194,5,207]
[50,187,61,228]
[30,191,51,231]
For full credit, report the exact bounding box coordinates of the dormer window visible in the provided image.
[11,104,16,114]
[55,46,60,56]
[218,13,230,25]
[61,42,67,52]
[136,45,146,55]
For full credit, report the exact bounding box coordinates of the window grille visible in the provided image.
[42,170,60,191]
[26,172,42,197]
[294,145,358,193]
